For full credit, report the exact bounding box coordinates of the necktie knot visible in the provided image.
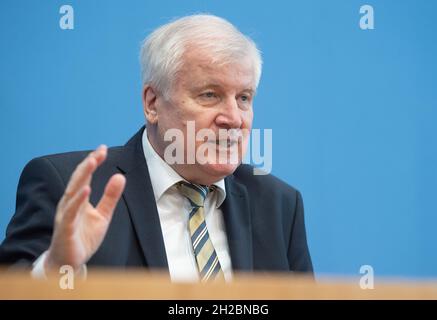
[177,181,224,281]
[177,181,213,208]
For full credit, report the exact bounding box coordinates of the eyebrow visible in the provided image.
[191,83,255,94]
[191,84,222,92]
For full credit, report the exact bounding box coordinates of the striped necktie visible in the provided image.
[177,181,225,282]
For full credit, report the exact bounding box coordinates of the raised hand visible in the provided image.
[45,145,126,272]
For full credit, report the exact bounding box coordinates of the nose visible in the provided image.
[215,98,243,129]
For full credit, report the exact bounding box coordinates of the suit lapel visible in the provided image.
[116,127,169,270]
[221,175,254,271]
[115,127,254,272]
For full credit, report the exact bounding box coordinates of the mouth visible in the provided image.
[212,139,238,148]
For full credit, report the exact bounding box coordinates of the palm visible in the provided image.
[46,146,125,272]
[75,203,112,264]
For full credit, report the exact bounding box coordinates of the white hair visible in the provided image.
[140,14,262,99]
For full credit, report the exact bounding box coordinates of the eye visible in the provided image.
[197,91,221,106]
[200,91,217,99]
[238,93,252,104]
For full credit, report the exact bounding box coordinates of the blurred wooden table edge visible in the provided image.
[0,269,436,299]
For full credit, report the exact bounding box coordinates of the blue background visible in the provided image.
[1,0,436,279]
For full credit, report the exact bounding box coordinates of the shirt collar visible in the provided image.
[142,129,226,207]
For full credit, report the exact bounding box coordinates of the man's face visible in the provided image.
[151,48,255,185]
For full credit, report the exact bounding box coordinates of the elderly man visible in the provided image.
[0,14,312,281]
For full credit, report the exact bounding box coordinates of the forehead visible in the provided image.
[176,48,256,91]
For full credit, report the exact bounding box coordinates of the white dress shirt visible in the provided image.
[142,130,232,282]
[32,130,233,282]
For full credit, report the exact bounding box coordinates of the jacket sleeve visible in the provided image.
[0,157,65,269]
[288,190,314,274]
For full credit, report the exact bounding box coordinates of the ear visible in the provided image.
[142,85,158,124]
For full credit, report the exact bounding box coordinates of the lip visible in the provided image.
[208,140,238,148]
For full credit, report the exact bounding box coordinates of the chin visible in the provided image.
[200,162,240,182]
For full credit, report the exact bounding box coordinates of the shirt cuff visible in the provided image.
[31,250,87,280]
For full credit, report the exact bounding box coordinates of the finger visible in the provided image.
[63,145,107,201]
[96,174,126,221]
[62,185,91,226]
[93,144,108,167]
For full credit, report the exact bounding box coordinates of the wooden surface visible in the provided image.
[1,269,436,299]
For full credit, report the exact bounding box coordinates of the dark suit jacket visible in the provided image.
[0,127,313,274]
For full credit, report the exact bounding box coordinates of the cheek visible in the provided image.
[158,113,179,133]
[242,109,254,129]
[158,100,189,129]
[172,98,203,124]
[191,109,219,129]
